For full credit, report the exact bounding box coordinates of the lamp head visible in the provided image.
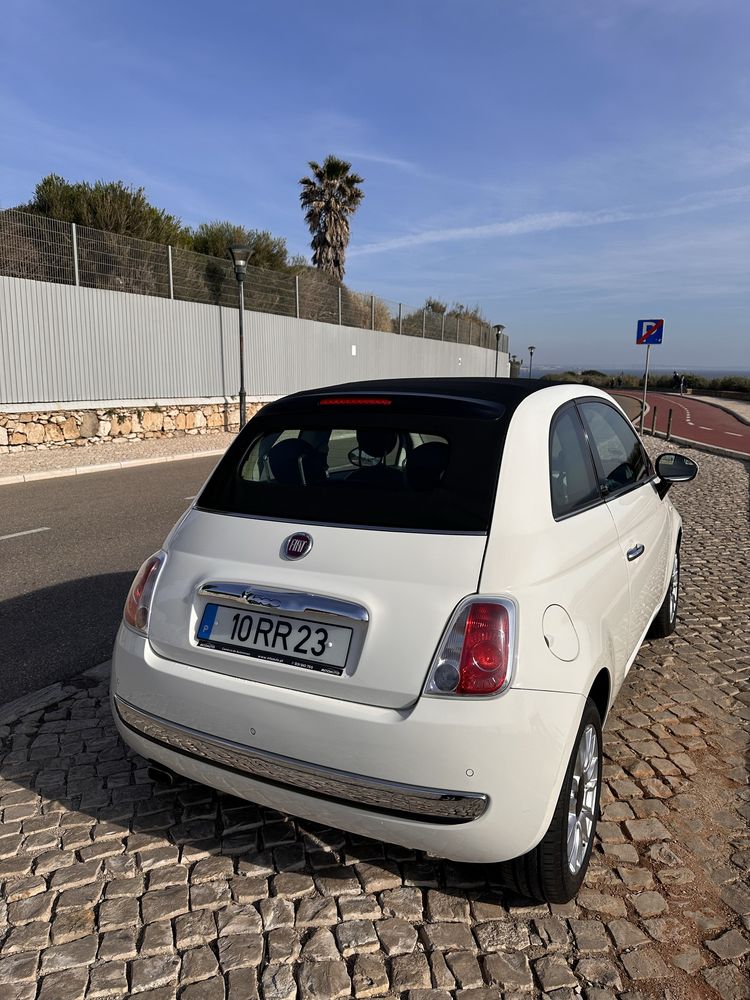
[229,244,251,280]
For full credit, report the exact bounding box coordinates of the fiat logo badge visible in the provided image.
[283,532,313,560]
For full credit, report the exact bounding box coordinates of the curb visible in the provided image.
[0,448,225,487]
[610,393,644,422]
[0,660,111,727]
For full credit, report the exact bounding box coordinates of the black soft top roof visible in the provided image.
[265,377,568,417]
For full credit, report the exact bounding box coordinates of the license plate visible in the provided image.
[196,603,352,675]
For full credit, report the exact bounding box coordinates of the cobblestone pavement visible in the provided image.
[0,446,748,1000]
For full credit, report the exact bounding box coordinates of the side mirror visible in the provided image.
[347,447,380,468]
[655,453,698,497]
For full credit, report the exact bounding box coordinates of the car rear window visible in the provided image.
[197,401,508,532]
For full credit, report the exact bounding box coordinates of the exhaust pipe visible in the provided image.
[147,763,176,786]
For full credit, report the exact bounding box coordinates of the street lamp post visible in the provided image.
[229,245,251,429]
[528,345,536,379]
[492,324,506,378]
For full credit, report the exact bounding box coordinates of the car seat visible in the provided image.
[268,438,327,486]
[404,441,450,490]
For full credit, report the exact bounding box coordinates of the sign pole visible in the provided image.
[635,319,663,435]
[639,343,651,436]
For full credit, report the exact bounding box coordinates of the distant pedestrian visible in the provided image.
[680,375,686,396]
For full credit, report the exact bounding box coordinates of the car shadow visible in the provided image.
[0,572,135,705]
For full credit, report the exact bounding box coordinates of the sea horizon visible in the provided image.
[531,365,750,381]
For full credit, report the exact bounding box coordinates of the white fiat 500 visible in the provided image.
[112,378,697,901]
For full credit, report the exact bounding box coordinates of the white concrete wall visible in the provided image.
[0,276,509,406]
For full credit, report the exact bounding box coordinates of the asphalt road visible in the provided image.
[0,456,219,705]
[613,391,750,456]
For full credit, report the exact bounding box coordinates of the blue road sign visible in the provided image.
[636,319,664,345]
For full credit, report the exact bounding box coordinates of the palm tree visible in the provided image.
[299,156,364,282]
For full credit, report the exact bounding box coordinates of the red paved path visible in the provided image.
[613,391,750,458]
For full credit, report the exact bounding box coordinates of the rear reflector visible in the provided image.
[425,598,514,698]
[319,397,392,406]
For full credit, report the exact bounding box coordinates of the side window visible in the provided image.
[549,407,601,518]
[578,401,650,494]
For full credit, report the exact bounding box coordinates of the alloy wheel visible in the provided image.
[567,723,599,874]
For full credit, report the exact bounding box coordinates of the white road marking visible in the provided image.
[699,426,712,430]
[662,396,692,418]
[184,495,196,500]
[0,526,51,542]
[725,431,743,437]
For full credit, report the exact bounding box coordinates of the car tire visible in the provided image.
[497,698,603,904]
[648,548,679,639]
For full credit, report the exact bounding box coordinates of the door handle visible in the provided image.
[627,544,645,561]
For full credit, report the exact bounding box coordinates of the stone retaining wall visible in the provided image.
[0,401,261,453]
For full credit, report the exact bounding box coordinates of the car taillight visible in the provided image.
[123,551,166,634]
[425,598,514,697]
[318,397,392,406]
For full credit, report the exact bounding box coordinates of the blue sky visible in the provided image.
[2,0,748,370]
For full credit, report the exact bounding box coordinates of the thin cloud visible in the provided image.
[343,151,421,173]
[681,126,750,180]
[457,221,750,307]
[350,186,750,256]
[339,150,495,192]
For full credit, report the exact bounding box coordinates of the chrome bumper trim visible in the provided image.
[197,581,369,623]
[114,695,487,823]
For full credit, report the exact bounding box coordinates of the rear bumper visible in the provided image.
[114,694,487,823]
[112,624,585,863]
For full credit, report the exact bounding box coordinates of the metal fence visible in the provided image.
[0,209,508,354]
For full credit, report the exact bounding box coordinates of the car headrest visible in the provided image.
[356,428,398,460]
[268,438,326,486]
